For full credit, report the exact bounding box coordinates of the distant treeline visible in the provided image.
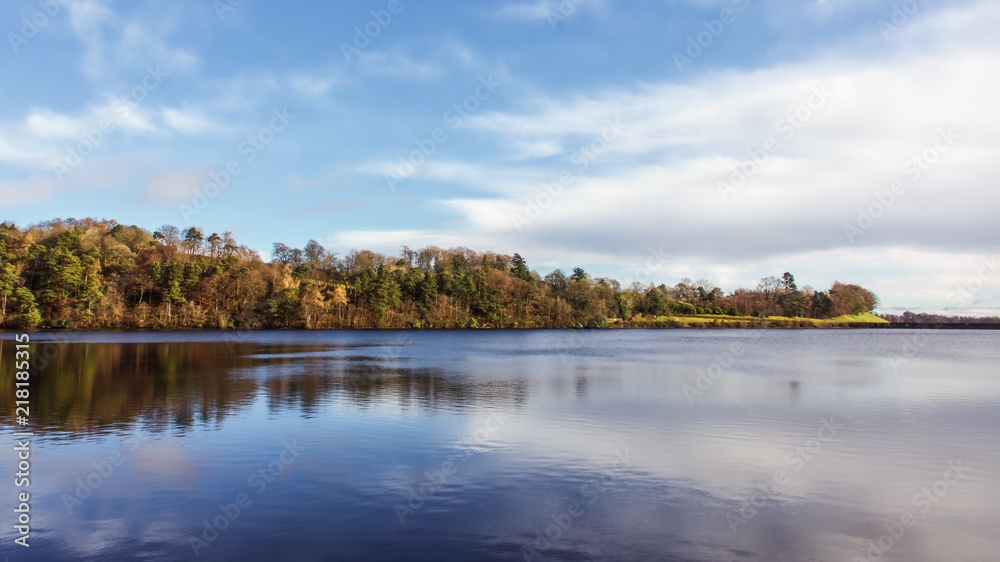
[1,218,881,329]
[878,312,1000,324]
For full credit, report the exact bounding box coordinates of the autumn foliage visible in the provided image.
[0,219,879,329]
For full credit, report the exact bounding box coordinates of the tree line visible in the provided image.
[878,312,1000,324]
[0,218,881,329]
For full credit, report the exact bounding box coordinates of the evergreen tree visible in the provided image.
[183,227,204,254]
[162,280,185,321]
[79,248,104,314]
[41,247,83,304]
[0,261,15,317]
[0,218,887,330]
[417,273,438,315]
[510,253,533,283]
[644,287,668,315]
[781,272,798,292]
[12,287,41,327]
[0,238,17,316]
[368,266,401,320]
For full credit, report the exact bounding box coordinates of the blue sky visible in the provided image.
[1,0,998,314]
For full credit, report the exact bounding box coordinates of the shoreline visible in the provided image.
[3,322,999,334]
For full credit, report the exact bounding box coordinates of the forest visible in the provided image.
[0,218,883,330]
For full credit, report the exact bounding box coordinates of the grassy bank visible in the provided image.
[617,311,888,328]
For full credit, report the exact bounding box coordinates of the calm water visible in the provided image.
[1,330,998,561]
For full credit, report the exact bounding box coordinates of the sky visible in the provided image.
[0,0,997,315]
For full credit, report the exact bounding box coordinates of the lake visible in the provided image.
[1,329,998,561]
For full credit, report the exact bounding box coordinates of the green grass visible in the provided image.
[822,312,888,323]
[629,312,887,325]
[667,316,717,323]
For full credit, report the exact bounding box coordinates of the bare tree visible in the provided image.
[757,275,781,300]
[155,224,180,248]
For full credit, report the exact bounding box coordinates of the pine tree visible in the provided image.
[417,273,438,315]
[510,253,533,283]
[42,247,83,304]
[163,280,185,322]
[368,266,401,320]
[0,239,17,317]
[12,287,41,327]
[79,248,104,315]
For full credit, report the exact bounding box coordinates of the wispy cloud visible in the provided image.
[290,72,343,97]
[492,0,606,23]
[3,0,996,314]
[494,1,557,21]
[343,2,1000,312]
[357,51,446,79]
[66,0,196,81]
[161,107,226,136]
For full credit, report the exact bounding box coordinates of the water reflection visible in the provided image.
[0,338,533,435]
[1,340,257,434]
[0,330,997,561]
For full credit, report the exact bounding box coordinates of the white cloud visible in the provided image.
[492,0,607,23]
[290,73,340,97]
[350,2,1000,313]
[66,0,197,81]
[494,1,556,21]
[196,72,280,113]
[358,51,445,79]
[23,101,161,141]
[161,107,224,136]
[24,109,82,139]
[0,119,66,169]
[0,101,163,174]
[511,140,564,160]
[430,47,999,241]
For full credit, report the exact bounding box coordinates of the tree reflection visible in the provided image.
[0,340,527,435]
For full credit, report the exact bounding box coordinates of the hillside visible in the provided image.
[0,218,883,330]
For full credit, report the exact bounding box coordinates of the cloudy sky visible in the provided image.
[1,0,997,314]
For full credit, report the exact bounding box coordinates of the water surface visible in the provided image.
[1,330,998,561]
